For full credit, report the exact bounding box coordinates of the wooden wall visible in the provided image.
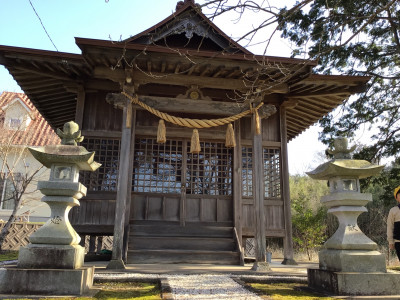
[72,91,285,239]
[239,110,285,237]
[70,192,116,235]
[82,92,122,133]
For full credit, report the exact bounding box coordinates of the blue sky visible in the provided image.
[0,0,188,91]
[0,0,326,174]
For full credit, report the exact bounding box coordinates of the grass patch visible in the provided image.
[249,283,340,300]
[0,250,18,261]
[94,282,161,299]
[3,282,162,300]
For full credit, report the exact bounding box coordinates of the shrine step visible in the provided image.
[127,249,240,265]
[129,224,233,238]
[129,236,236,251]
[127,224,240,264]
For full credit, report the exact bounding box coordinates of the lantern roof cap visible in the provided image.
[307,159,384,180]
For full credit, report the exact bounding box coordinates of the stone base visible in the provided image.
[281,258,298,265]
[0,266,94,295]
[106,259,126,270]
[308,268,400,296]
[18,244,84,269]
[251,261,271,272]
[319,249,386,272]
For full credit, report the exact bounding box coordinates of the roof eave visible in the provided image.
[75,37,318,66]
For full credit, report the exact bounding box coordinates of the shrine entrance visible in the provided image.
[130,137,233,226]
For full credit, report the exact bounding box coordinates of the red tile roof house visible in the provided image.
[0,91,59,222]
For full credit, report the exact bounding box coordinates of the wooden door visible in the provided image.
[130,138,233,226]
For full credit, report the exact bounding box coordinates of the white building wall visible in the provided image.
[0,148,51,222]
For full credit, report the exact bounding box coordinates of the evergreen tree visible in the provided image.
[204,0,400,162]
[279,0,400,161]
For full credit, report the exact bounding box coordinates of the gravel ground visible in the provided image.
[0,260,17,266]
[166,274,262,300]
[95,273,306,299]
[95,273,263,299]
[94,273,307,300]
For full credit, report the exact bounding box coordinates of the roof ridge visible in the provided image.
[120,1,251,55]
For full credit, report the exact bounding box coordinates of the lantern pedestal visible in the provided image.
[318,249,386,273]
[308,269,400,296]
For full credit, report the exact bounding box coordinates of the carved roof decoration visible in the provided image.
[0,2,370,141]
[124,0,249,54]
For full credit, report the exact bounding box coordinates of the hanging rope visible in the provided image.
[122,91,263,129]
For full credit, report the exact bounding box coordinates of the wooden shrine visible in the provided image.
[0,0,369,267]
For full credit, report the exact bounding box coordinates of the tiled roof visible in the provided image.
[0,92,60,146]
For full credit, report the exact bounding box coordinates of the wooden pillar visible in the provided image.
[107,96,132,269]
[233,120,242,245]
[79,234,86,248]
[251,111,270,271]
[97,236,103,254]
[280,105,297,265]
[122,109,136,262]
[88,236,96,253]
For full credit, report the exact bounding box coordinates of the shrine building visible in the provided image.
[0,0,369,266]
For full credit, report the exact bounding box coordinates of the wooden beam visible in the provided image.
[107,93,247,115]
[14,65,75,82]
[82,130,121,138]
[35,95,75,103]
[288,86,363,98]
[107,93,278,119]
[135,125,225,140]
[94,67,289,93]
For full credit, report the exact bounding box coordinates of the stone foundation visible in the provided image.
[319,249,386,273]
[0,266,94,295]
[308,268,400,296]
[18,244,85,269]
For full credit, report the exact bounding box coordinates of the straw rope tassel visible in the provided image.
[190,129,201,154]
[225,123,236,148]
[157,119,166,144]
[255,109,261,135]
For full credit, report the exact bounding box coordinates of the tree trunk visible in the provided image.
[0,198,20,251]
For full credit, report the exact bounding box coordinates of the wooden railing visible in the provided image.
[233,227,245,266]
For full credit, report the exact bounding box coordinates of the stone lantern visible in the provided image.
[307,137,385,273]
[0,121,100,296]
[307,137,400,295]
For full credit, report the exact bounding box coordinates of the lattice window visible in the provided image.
[241,147,253,197]
[186,142,232,195]
[133,138,183,193]
[263,148,281,198]
[241,146,281,198]
[80,138,121,191]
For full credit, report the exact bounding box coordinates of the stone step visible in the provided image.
[129,236,236,251]
[129,224,233,238]
[127,249,240,265]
